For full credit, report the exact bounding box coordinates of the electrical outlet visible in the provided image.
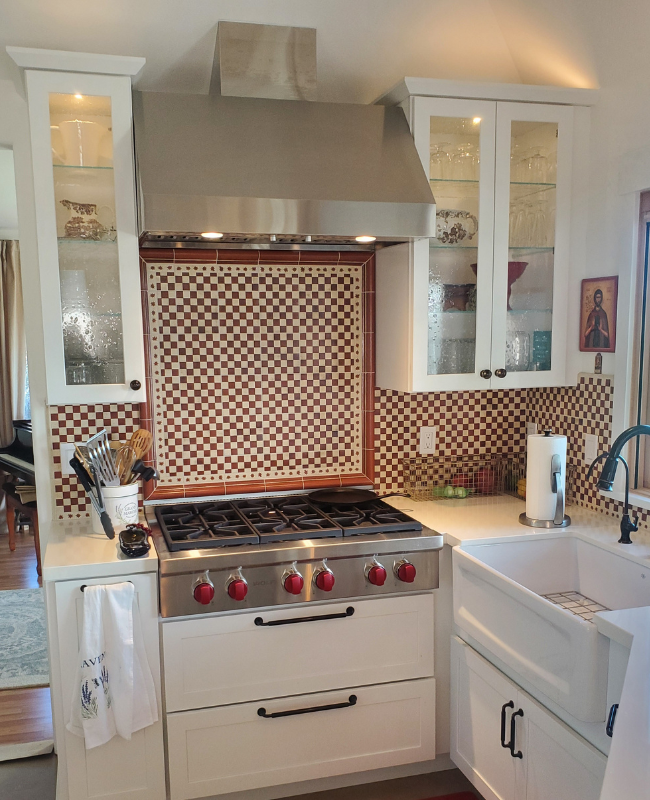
[419,426,436,455]
[60,442,76,475]
[584,434,599,466]
[527,422,538,437]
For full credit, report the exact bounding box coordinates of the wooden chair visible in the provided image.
[2,481,41,577]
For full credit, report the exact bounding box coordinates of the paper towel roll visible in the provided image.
[526,433,567,522]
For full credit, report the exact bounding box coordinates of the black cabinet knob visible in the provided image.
[480,369,492,379]
[129,379,142,391]
[495,369,507,378]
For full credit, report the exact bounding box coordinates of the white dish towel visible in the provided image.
[67,582,158,750]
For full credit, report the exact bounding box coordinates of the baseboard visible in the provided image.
[196,756,456,800]
[0,738,54,762]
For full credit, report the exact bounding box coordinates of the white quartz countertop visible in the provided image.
[386,493,650,557]
[42,517,158,582]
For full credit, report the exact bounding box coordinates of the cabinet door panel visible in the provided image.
[53,574,165,800]
[410,96,497,392]
[491,102,574,388]
[163,593,434,712]
[451,637,519,800]
[167,678,436,799]
[522,693,606,800]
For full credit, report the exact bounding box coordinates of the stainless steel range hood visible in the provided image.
[134,23,435,245]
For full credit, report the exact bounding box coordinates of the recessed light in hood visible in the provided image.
[201,232,224,239]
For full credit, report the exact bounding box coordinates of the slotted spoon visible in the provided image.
[128,428,153,460]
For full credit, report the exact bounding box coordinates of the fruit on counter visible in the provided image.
[475,467,495,494]
[517,477,526,499]
[433,486,447,497]
[443,485,457,498]
[452,472,472,488]
[454,486,469,498]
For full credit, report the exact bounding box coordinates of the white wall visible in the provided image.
[0,147,19,238]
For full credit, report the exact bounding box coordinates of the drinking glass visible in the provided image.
[506,331,531,371]
[430,142,451,180]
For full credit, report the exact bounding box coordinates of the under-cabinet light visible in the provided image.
[473,117,481,124]
[74,94,83,100]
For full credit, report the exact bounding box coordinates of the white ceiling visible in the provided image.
[0,0,600,102]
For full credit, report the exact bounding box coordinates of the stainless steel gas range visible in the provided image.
[146,495,443,618]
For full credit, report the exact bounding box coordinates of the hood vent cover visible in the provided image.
[135,23,435,245]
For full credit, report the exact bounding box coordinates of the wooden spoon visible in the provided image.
[115,444,138,485]
[129,429,153,460]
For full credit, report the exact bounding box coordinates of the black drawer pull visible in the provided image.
[258,694,357,719]
[606,703,619,737]
[501,700,514,749]
[254,607,354,627]
[510,708,524,758]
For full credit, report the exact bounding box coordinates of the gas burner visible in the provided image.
[155,504,259,551]
[314,500,423,536]
[232,497,342,543]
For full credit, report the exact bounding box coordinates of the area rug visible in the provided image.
[0,588,49,689]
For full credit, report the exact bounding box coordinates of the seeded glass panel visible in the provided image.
[505,121,558,372]
[50,92,125,385]
[428,116,481,375]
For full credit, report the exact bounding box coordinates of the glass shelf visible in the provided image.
[53,164,114,171]
[511,181,556,187]
[508,309,553,314]
[430,178,479,184]
[429,244,478,250]
[57,237,117,245]
[508,247,554,253]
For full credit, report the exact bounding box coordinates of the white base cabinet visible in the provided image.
[451,637,606,800]
[50,573,165,800]
[167,678,436,800]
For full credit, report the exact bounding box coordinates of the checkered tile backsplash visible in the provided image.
[528,376,650,528]
[49,404,141,518]
[374,387,528,491]
[145,260,365,495]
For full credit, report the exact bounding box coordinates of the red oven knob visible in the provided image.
[284,573,304,595]
[367,565,387,586]
[397,562,416,583]
[315,569,335,592]
[227,579,248,601]
[193,582,215,605]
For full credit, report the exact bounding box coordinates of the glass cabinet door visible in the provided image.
[25,70,145,404]
[50,93,124,386]
[491,103,574,388]
[412,97,497,391]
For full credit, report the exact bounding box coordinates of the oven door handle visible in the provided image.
[254,606,355,627]
[258,694,357,719]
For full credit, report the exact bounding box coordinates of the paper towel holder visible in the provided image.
[519,448,571,528]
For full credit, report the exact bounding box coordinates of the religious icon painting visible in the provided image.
[579,276,618,353]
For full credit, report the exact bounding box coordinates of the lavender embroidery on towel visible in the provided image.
[79,652,111,718]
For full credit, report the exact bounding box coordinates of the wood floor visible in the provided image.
[0,516,53,749]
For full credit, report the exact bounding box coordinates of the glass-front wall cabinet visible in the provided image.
[408,96,573,391]
[24,69,145,404]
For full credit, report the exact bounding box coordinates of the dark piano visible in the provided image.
[0,420,35,484]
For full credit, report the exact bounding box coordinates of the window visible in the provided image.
[632,191,650,491]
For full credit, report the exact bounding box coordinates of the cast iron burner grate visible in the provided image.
[233,497,343,543]
[314,500,423,536]
[155,502,260,551]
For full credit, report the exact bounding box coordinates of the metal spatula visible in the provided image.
[86,430,120,487]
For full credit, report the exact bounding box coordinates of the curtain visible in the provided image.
[0,240,26,447]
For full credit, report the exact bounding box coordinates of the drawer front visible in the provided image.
[163,593,434,712]
[167,677,436,799]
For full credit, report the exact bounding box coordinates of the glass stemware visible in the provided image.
[430,142,451,180]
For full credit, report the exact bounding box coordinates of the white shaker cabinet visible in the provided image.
[451,637,606,800]
[48,572,165,800]
[8,48,146,404]
[376,79,597,392]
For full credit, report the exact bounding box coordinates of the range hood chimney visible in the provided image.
[134,22,435,246]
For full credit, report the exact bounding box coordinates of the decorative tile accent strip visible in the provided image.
[49,404,140,518]
[145,260,367,494]
[374,387,528,491]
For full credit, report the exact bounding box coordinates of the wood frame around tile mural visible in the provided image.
[139,248,376,501]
